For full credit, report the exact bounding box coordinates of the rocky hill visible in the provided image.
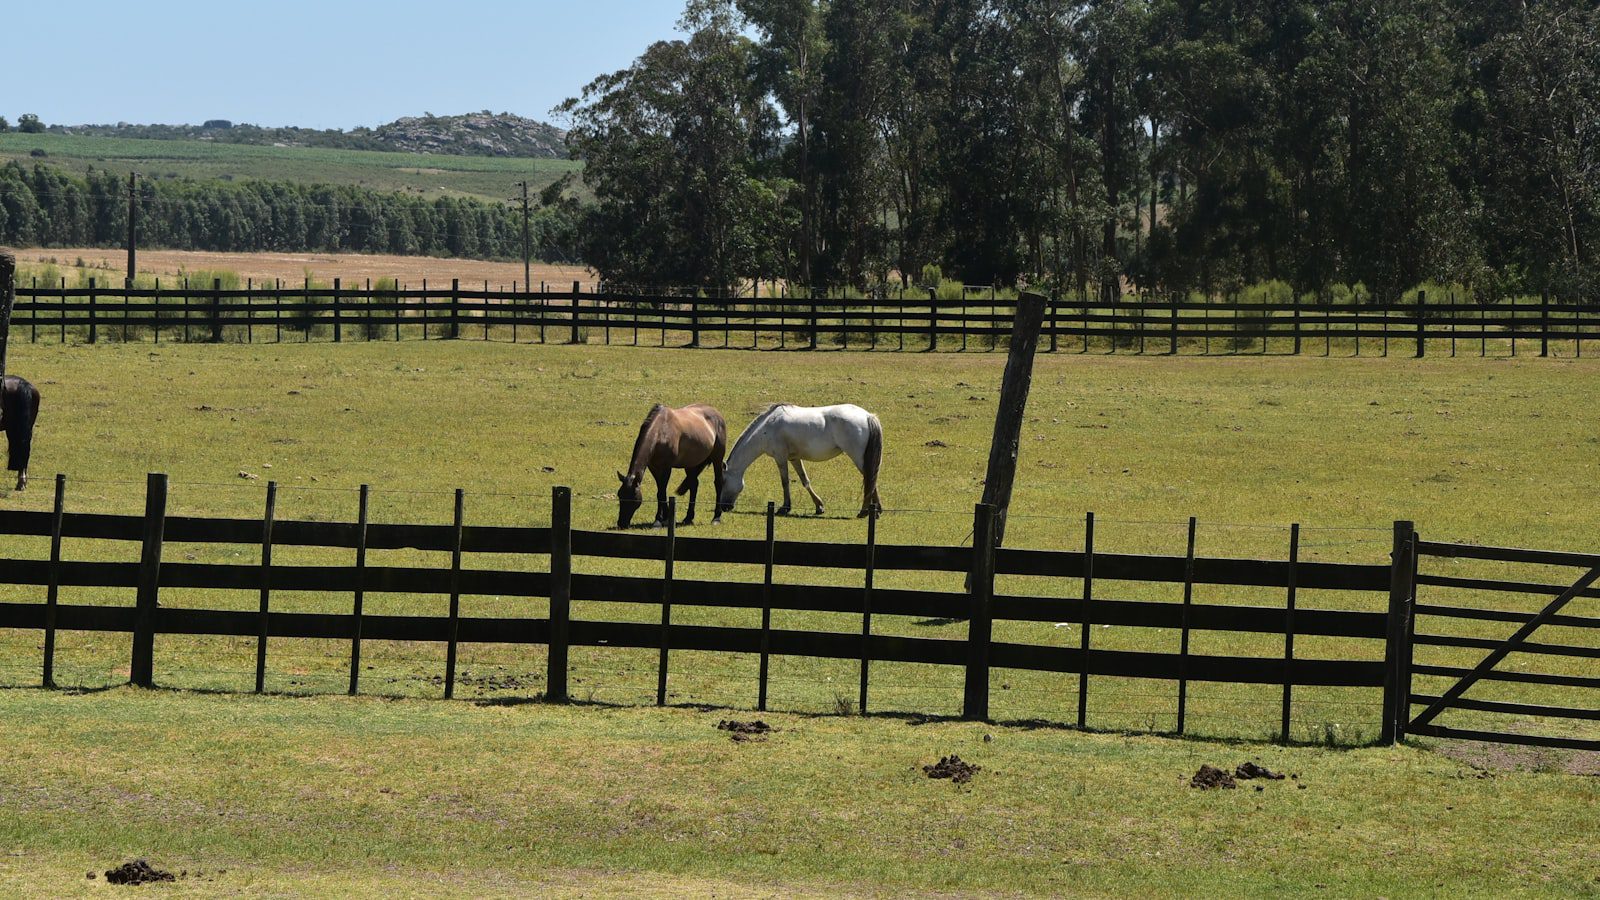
[369,113,567,158]
[47,112,568,159]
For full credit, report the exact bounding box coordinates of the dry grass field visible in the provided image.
[12,247,593,290]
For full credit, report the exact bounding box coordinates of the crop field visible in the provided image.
[0,133,581,202]
[0,342,1596,895]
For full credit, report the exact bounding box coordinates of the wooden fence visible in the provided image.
[0,472,1419,742]
[10,281,1600,356]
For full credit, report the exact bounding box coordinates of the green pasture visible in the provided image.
[1,689,1596,898]
[0,133,581,202]
[0,341,1596,895]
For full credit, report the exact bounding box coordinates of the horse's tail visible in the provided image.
[863,413,883,507]
[4,378,39,473]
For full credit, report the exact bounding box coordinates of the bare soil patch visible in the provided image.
[1431,739,1600,776]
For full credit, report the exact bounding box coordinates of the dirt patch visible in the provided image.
[1430,739,1600,776]
[104,860,176,885]
[1235,761,1286,781]
[1189,764,1236,790]
[923,755,980,784]
[717,719,773,742]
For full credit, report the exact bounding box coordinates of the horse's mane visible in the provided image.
[627,403,668,471]
[730,402,792,454]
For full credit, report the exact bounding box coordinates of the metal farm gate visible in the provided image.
[1403,538,1600,751]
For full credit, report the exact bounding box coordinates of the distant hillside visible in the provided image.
[46,112,569,159]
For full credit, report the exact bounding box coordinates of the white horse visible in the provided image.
[718,403,883,517]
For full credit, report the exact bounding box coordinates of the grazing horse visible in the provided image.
[1,375,40,491]
[718,403,883,518]
[616,403,728,528]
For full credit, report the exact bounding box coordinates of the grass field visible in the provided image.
[0,342,1596,895]
[0,132,581,202]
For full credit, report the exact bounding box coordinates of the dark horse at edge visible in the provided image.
[1,374,40,491]
[616,403,727,529]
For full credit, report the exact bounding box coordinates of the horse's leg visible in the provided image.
[857,456,879,517]
[792,459,825,515]
[711,458,726,522]
[679,464,704,525]
[652,469,670,527]
[774,456,792,516]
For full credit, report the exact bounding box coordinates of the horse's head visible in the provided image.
[716,471,744,514]
[616,472,644,528]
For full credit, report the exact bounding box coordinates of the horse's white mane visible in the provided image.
[730,402,792,456]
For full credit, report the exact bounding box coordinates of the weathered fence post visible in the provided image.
[88,278,98,344]
[444,488,464,699]
[962,502,997,721]
[332,277,342,343]
[0,250,13,374]
[1381,520,1417,744]
[1415,289,1425,358]
[348,484,369,695]
[129,473,168,688]
[42,473,65,688]
[254,481,277,694]
[571,280,582,345]
[979,292,1047,549]
[210,278,223,343]
[546,486,572,703]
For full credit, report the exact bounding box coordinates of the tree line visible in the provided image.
[0,162,582,264]
[560,0,1599,301]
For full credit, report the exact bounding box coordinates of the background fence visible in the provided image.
[10,281,1600,356]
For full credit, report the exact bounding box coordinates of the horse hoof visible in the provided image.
[776,506,791,516]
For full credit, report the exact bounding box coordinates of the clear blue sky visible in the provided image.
[10,1,686,129]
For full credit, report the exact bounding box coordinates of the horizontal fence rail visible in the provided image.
[0,473,1414,745]
[8,281,1600,356]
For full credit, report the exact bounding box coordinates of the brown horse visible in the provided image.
[1,375,40,492]
[616,403,727,528]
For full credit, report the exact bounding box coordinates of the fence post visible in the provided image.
[1049,293,1059,353]
[1280,523,1300,744]
[1381,520,1416,744]
[446,278,458,339]
[571,280,582,345]
[657,498,676,706]
[546,486,572,703]
[444,488,464,699]
[1292,293,1302,355]
[1414,289,1425,358]
[1077,511,1094,728]
[42,473,65,688]
[254,481,277,694]
[758,501,775,711]
[690,294,701,348]
[348,484,369,695]
[1540,289,1550,357]
[129,473,168,688]
[858,506,877,715]
[926,288,938,352]
[1170,293,1180,355]
[962,502,996,720]
[88,278,98,344]
[332,277,342,343]
[209,278,223,343]
[1175,516,1197,734]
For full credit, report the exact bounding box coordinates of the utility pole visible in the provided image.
[513,180,532,292]
[126,172,138,287]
